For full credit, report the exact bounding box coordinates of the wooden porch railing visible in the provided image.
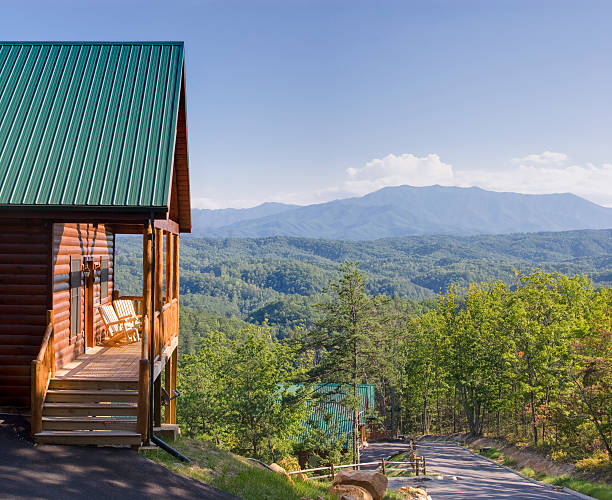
[154,298,179,360]
[31,310,55,435]
[120,294,178,361]
[118,295,144,317]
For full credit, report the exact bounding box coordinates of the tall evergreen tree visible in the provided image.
[302,262,387,464]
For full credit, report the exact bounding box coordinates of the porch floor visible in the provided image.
[55,342,140,381]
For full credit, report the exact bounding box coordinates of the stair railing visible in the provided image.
[31,310,55,435]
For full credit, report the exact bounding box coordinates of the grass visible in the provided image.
[385,450,434,478]
[141,437,331,500]
[386,451,414,477]
[517,468,612,500]
[142,437,404,500]
[549,477,612,500]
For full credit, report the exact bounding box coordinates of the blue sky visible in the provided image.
[2,0,611,208]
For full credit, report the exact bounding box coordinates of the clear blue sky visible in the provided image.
[2,0,611,207]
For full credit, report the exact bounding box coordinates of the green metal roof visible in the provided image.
[0,42,184,208]
[295,383,374,448]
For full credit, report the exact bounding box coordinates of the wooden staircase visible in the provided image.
[34,378,142,446]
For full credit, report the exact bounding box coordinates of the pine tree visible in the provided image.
[302,262,386,464]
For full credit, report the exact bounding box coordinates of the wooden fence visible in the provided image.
[287,455,427,480]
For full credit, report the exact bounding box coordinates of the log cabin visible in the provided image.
[0,42,191,446]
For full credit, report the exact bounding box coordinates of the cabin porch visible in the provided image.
[31,223,181,447]
[55,342,141,381]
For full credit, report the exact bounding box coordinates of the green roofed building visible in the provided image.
[301,383,375,449]
[0,42,191,448]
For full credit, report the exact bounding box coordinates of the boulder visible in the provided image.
[398,486,431,500]
[332,470,388,500]
[269,462,293,483]
[328,484,373,500]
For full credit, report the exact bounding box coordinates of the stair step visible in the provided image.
[49,379,138,391]
[46,389,138,403]
[34,430,142,446]
[42,416,138,431]
[43,403,138,417]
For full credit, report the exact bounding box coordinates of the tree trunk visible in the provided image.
[530,391,538,446]
[267,432,276,462]
[391,386,396,438]
[353,339,359,465]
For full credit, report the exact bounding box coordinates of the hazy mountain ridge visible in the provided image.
[191,185,612,240]
[191,202,297,229]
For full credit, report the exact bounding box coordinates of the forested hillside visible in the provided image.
[175,265,612,481]
[115,232,612,480]
[115,229,612,346]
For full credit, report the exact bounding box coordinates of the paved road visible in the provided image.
[0,414,238,500]
[361,440,578,499]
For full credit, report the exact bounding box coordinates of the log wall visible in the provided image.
[52,223,114,369]
[0,221,51,408]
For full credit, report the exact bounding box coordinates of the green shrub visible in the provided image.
[503,456,518,467]
[479,447,502,460]
[278,456,300,472]
[520,467,536,478]
[575,451,611,473]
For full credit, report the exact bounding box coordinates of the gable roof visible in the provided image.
[0,42,190,229]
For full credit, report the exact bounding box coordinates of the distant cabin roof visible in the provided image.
[0,42,191,230]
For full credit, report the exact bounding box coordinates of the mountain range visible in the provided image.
[191,185,612,240]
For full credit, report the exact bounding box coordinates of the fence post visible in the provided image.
[415,454,419,476]
[381,458,386,475]
[331,463,335,480]
[422,457,427,476]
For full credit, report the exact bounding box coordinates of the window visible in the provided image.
[70,256,81,341]
[100,257,108,301]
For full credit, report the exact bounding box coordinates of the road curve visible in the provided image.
[360,440,578,499]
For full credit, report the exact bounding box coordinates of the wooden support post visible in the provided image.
[166,232,173,303]
[138,359,150,441]
[155,228,163,313]
[381,458,386,475]
[172,234,179,300]
[155,228,163,357]
[422,457,427,476]
[154,375,162,428]
[143,223,152,323]
[173,233,180,334]
[330,463,335,480]
[415,455,419,476]
[164,355,171,424]
[170,347,178,424]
